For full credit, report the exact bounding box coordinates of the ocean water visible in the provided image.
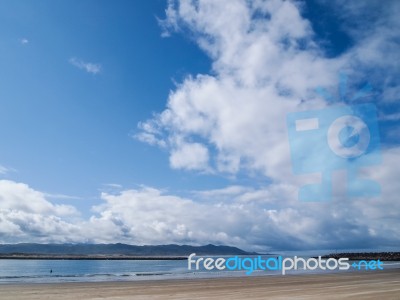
[1,257,399,284]
[0,259,193,283]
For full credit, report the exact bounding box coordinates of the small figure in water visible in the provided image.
[50,269,53,274]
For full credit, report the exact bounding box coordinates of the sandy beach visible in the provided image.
[0,269,399,300]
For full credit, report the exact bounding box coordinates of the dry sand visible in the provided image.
[0,269,399,300]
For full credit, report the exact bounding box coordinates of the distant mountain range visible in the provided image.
[0,243,254,257]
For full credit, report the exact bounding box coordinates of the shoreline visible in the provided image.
[0,269,399,299]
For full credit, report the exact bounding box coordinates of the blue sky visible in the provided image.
[0,0,399,251]
[0,1,216,201]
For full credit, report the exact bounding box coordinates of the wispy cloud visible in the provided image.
[0,165,17,175]
[0,165,9,175]
[19,38,29,45]
[43,193,83,200]
[379,112,400,121]
[69,57,101,74]
[103,183,123,189]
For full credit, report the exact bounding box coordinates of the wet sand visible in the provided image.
[0,269,399,300]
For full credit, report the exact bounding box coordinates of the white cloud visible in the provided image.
[322,0,400,103]
[20,38,29,45]
[379,113,400,121]
[85,148,399,250]
[69,57,102,74]
[0,147,399,251]
[134,132,167,148]
[138,0,399,180]
[0,165,9,175]
[169,141,210,171]
[103,183,123,189]
[0,180,78,216]
[0,180,82,243]
[138,0,345,178]
[43,193,83,200]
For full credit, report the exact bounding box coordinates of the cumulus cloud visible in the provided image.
[138,0,399,179]
[71,149,400,250]
[138,0,347,178]
[69,57,102,74]
[0,181,77,216]
[0,150,399,251]
[170,141,210,171]
[0,180,81,243]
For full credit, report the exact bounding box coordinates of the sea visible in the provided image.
[1,254,399,284]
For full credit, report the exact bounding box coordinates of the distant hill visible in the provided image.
[0,243,254,256]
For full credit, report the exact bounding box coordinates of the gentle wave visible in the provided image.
[0,272,180,280]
